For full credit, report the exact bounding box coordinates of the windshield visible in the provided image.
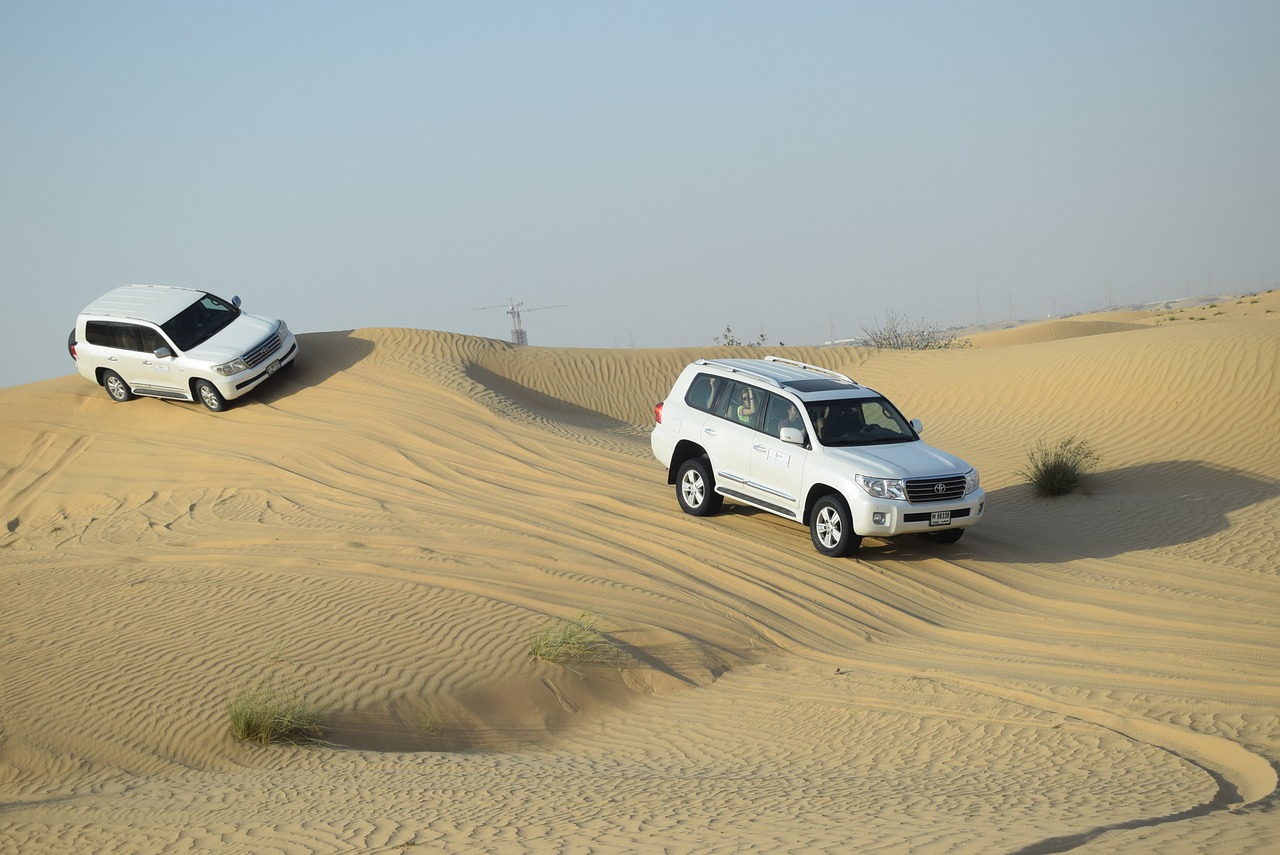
[805,397,917,446]
[161,293,241,351]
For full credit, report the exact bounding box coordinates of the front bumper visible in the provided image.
[215,336,299,400]
[851,488,986,537]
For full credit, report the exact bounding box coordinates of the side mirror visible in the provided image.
[153,346,173,359]
[232,296,242,308]
[911,418,924,435]
[779,426,805,445]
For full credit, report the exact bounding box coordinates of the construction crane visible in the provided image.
[472,298,566,345]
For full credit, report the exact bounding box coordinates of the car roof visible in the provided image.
[80,284,206,324]
[696,356,880,401]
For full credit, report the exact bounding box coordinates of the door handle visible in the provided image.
[753,444,767,452]
[703,427,718,436]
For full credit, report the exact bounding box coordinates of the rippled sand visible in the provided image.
[1,291,1277,853]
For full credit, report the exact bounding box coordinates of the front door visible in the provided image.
[110,323,184,398]
[747,392,808,517]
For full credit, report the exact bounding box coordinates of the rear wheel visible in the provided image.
[810,494,861,557]
[194,379,229,412]
[102,370,134,402]
[676,458,723,516]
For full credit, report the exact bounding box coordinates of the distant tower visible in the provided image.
[472,299,567,345]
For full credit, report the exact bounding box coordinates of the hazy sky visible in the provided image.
[3,1,1277,389]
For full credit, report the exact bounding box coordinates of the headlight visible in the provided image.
[856,474,906,500]
[964,468,980,496]
[213,357,249,376]
[278,320,289,336]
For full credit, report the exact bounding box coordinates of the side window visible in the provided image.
[763,394,803,438]
[112,324,146,352]
[137,326,169,354]
[717,381,762,429]
[684,373,724,414]
[85,321,144,351]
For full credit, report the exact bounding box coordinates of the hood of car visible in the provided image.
[824,440,970,479]
[183,313,278,362]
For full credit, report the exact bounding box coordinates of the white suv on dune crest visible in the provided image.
[68,284,298,412]
[651,356,985,557]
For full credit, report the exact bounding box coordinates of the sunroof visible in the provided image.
[783,379,855,392]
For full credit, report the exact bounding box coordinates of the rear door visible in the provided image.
[701,380,763,499]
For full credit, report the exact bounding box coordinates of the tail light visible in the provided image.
[653,401,664,424]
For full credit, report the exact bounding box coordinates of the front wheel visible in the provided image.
[102,370,134,402]
[810,494,861,557]
[676,458,723,517]
[194,380,229,412]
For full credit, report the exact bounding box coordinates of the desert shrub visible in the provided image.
[227,679,324,745]
[1019,436,1101,497]
[529,611,617,666]
[714,326,770,347]
[861,309,968,350]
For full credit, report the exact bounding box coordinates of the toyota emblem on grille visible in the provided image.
[934,483,947,494]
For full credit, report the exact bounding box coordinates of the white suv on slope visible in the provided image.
[651,356,985,557]
[68,284,298,412]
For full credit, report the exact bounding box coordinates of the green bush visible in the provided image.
[529,611,617,666]
[227,679,324,745]
[1020,436,1101,497]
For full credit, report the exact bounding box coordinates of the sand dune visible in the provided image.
[1,291,1277,853]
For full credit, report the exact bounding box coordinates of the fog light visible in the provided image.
[872,512,887,526]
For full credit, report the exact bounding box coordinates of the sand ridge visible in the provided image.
[1,290,1277,852]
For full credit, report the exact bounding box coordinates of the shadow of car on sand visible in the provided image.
[857,459,1279,565]
[245,330,375,407]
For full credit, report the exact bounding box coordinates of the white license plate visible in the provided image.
[267,360,281,375]
[929,511,951,527]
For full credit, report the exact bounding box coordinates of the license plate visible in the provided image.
[267,360,281,375]
[929,511,951,527]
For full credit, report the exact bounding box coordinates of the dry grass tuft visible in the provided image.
[529,611,618,667]
[227,679,324,746]
[1019,436,1101,497]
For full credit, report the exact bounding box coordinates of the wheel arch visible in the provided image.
[666,440,709,485]
[803,482,852,528]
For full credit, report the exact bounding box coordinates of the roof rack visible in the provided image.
[763,355,857,385]
[695,356,858,389]
[695,358,784,388]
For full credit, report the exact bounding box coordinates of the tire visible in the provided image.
[922,528,964,544]
[194,379,229,412]
[810,494,861,557]
[102,370,134,403]
[676,458,723,517]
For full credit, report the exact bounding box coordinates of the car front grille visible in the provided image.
[905,475,967,503]
[243,331,282,368]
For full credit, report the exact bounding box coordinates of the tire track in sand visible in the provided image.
[1,432,93,533]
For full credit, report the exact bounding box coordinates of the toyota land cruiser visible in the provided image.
[651,356,984,556]
[68,284,298,412]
